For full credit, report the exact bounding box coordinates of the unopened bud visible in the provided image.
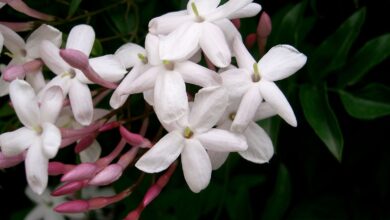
[89,164,123,186]
[61,162,97,182]
[54,200,89,213]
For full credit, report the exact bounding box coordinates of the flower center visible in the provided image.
[138,53,148,64]
[252,63,261,82]
[163,60,174,70]
[191,2,204,22]
[229,112,236,121]
[183,127,194,139]
[61,69,76,78]
[33,125,43,135]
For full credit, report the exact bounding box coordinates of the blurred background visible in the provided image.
[0,0,389,219]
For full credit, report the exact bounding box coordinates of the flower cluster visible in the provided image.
[0,0,306,218]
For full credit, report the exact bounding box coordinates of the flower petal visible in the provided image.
[25,206,46,220]
[79,140,101,163]
[240,122,274,163]
[148,10,191,35]
[187,0,220,17]
[114,43,146,69]
[197,128,247,151]
[65,24,95,56]
[159,22,201,61]
[69,79,93,126]
[88,55,127,82]
[0,33,3,54]
[154,70,189,124]
[258,80,297,126]
[259,44,307,81]
[220,68,252,100]
[25,139,48,195]
[41,122,61,159]
[231,86,262,133]
[232,36,256,70]
[125,65,159,94]
[0,24,26,56]
[10,79,41,128]
[40,86,64,124]
[181,139,211,193]
[26,24,62,59]
[199,22,231,68]
[176,61,222,87]
[135,131,184,173]
[206,0,252,21]
[143,89,154,106]
[37,75,71,102]
[254,102,276,121]
[207,150,229,170]
[145,33,161,66]
[189,86,228,132]
[25,70,45,93]
[227,3,262,19]
[0,127,37,156]
[213,18,241,46]
[40,40,71,76]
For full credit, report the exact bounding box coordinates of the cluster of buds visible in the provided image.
[0,0,307,219]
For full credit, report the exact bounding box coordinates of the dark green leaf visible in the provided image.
[308,8,366,80]
[339,85,390,120]
[0,103,14,118]
[91,39,103,56]
[300,84,344,161]
[338,34,390,87]
[261,164,292,220]
[68,0,82,18]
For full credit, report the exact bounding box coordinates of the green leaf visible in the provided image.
[91,39,103,56]
[308,7,366,80]
[0,103,14,118]
[338,34,390,87]
[300,84,344,161]
[261,164,292,220]
[68,0,82,18]
[339,84,390,120]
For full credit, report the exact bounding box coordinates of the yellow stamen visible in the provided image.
[4,52,14,58]
[184,127,194,139]
[191,2,200,17]
[163,60,174,70]
[229,113,236,121]
[138,53,148,64]
[252,63,261,82]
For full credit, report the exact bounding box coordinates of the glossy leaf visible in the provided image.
[300,84,344,161]
[68,0,82,18]
[339,84,390,120]
[338,34,390,87]
[308,8,366,80]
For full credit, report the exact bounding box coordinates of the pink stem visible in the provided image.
[0,21,34,32]
[3,0,54,21]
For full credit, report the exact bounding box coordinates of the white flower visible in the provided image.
[0,32,3,54]
[222,37,307,133]
[136,86,247,192]
[0,79,64,194]
[25,187,84,220]
[111,34,221,124]
[151,0,261,67]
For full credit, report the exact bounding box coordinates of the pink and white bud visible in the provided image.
[48,162,75,176]
[74,134,95,153]
[2,60,43,81]
[119,126,151,148]
[54,200,89,213]
[61,162,97,182]
[88,164,123,186]
[51,180,88,196]
[1,0,54,21]
[0,152,24,168]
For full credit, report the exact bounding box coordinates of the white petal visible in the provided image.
[254,102,276,121]
[143,89,154,106]
[227,3,262,19]
[231,86,262,133]
[148,10,191,35]
[0,127,37,156]
[26,24,62,59]
[10,79,41,128]
[135,131,184,173]
[0,24,26,56]
[258,80,297,126]
[259,45,307,81]
[199,22,231,68]
[187,0,220,17]
[44,210,66,220]
[25,140,48,195]
[88,55,127,82]
[114,43,146,68]
[25,206,45,220]
[0,33,3,54]
[181,139,211,193]
[79,140,101,163]
[40,86,64,124]
[220,68,252,100]
[154,70,189,124]
[213,18,241,46]
[233,36,256,70]
[207,150,229,170]
[37,75,71,102]
[159,22,201,61]
[189,50,202,63]
[206,0,252,21]
[109,65,148,109]
[196,128,247,151]
[0,76,9,96]
[189,86,228,132]
[0,3,4,9]
[69,79,93,126]
[240,122,274,163]
[176,61,222,87]
[125,65,159,94]
[40,40,71,75]
[41,123,61,159]
[65,24,95,56]
[145,33,161,66]
[25,70,45,93]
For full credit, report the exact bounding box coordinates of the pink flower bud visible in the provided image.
[51,180,88,196]
[61,163,97,182]
[2,65,26,81]
[119,126,151,148]
[231,18,241,29]
[98,121,121,132]
[257,12,272,38]
[0,152,24,168]
[54,200,89,213]
[0,21,34,32]
[245,33,257,49]
[48,162,76,175]
[74,135,95,153]
[88,164,123,186]
[3,0,54,21]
